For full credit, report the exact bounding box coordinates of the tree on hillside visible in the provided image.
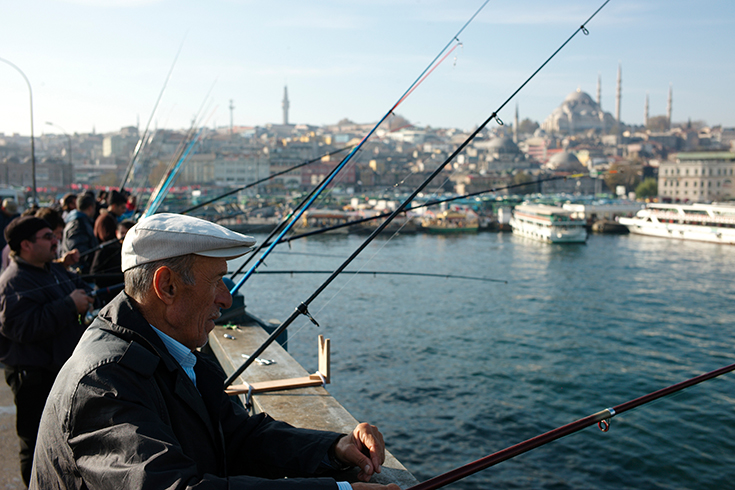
[647,115,669,132]
[512,171,537,194]
[635,177,658,199]
[518,118,539,134]
[603,162,642,194]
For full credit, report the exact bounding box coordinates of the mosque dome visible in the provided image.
[541,89,616,135]
[544,151,586,172]
[478,136,520,155]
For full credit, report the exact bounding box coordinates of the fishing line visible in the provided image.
[120,35,186,190]
[224,0,609,388]
[180,145,354,215]
[229,1,491,294]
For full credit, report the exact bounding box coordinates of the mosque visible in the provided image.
[541,89,617,134]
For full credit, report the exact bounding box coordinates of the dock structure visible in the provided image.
[209,324,418,488]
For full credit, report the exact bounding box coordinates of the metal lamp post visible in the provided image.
[0,56,37,204]
[46,121,73,182]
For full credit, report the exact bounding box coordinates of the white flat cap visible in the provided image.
[121,213,256,272]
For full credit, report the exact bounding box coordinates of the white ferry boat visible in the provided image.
[510,204,587,243]
[618,203,735,245]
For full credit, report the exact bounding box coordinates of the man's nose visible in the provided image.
[216,280,233,310]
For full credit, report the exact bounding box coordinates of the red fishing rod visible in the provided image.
[407,361,735,490]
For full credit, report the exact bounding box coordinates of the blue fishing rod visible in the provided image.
[224,0,610,388]
[228,0,491,296]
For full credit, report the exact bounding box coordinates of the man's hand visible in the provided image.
[70,289,94,314]
[58,249,80,268]
[351,483,400,490]
[335,422,387,482]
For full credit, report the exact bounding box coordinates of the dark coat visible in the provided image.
[62,210,98,274]
[0,257,89,370]
[31,292,343,489]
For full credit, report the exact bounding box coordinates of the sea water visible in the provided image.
[231,231,735,489]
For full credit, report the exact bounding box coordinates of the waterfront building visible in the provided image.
[658,152,735,202]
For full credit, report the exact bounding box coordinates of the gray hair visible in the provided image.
[124,254,197,301]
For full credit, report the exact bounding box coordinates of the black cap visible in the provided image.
[5,216,51,253]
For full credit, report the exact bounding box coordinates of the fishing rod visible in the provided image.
[248,270,506,283]
[254,173,588,246]
[406,361,735,490]
[77,237,123,259]
[223,0,609,388]
[180,145,354,215]
[119,37,185,190]
[228,1,489,295]
[226,146,369,282]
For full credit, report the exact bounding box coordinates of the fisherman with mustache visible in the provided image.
[0,215,94,486]
[31,213,399,490]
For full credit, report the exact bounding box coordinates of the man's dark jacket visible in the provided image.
[0,257,89,369]
[31,292,344,489]
[61,209,98,273]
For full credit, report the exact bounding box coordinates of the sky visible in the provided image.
[1,0,734,138]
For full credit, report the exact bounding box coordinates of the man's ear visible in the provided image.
[152,266,177,305]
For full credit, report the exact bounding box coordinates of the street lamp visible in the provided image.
[0,56,37,204]
[46,121,72,166]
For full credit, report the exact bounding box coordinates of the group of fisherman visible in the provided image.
[0,189,399,490]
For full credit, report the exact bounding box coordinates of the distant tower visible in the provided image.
[513,103,519,143]
[282,86,290,125]
[229,99,235,134]
[615,64,622,125]
[644,92,649,128]
[667,84,673,129]
[596,73,602,108]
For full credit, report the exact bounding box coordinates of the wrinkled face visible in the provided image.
[168,255,232,350]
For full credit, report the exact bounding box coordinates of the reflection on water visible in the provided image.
[231,232,735,489]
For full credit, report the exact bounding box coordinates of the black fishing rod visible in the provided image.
[253,173,588,246]
[119,38,185,190]
[227,147,368,282]
[249,270,506,283]
[406,361,735,490]
[223,0,609,388]
[77,237,123,259]
[229,1,490,295]
[180,145,354,215]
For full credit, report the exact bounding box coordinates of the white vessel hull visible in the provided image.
[619,217,735,245]
[510,218,587,243]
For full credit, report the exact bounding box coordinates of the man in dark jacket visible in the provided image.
[61,192,98,274]
[31,214,398,490]
[0,216,94,486]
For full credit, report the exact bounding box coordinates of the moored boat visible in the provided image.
[420,209,479,234]
[510,203,587,243]
[618,202,735,244]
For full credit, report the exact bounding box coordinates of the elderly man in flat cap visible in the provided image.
[0,215,94,486]
[31,213,399,490]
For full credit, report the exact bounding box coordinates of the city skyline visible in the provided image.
[1,0,734,137]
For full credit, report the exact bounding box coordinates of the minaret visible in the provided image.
[513,103,519,143]
[644,92,649,128]
[282,86,290,125]
[615,63,622,125]
[596,73,602,108]
[666,84,673,129]
[229,99,235,134]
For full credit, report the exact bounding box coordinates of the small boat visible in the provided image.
[293,210,352,234]
[420,209,479,234]
[510,204,587,243]
[618,202,735,245]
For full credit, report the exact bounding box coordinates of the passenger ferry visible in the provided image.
[618,203,735,245]
[510,204,587,243]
